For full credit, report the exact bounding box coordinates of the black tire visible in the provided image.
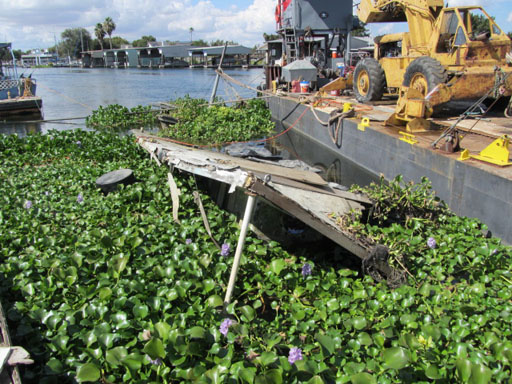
[353,58,386,103]
[402,56,447,97]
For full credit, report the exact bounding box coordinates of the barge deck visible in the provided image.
[267,94,512,244]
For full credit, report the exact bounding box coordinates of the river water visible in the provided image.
[0,67,264,135]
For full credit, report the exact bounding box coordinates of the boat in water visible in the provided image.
[0,43,42,117]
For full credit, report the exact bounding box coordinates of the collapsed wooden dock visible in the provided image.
[136,133,371,254]
[135,132,405,298]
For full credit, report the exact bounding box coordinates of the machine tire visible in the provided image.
[353,58,386,102]
[402,56,447,97]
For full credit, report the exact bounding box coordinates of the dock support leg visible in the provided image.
[224,194,257,305]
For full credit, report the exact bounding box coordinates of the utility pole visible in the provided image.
[54,33,59,57]
[80,29,84,55]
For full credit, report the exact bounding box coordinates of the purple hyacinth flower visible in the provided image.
[24,200,32,209]
[45,191,49,196]
[302,263,312,277]
[186,238,192,245]
[76,140,82,146]
[220,243,231,256]
[288,347,303,365]
[427,237,437,249]
[77,193,84,203]
[146,355,162,365]
[219,318,234,336]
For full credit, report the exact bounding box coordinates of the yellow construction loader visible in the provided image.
[354,0,512,129]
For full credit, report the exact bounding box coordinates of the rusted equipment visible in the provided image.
[355,0,512,119]
[318,73,354,96]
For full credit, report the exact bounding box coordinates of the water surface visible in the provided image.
[0,67,264,135]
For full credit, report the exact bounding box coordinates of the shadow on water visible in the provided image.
[0,114,43,137]
[271,119,379,188]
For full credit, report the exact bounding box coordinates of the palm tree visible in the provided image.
[94,23,106,50]
[189,27,194,42]
[103,17,116,49]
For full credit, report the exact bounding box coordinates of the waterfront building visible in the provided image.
[81,44,255,69]
[21,49,58,67]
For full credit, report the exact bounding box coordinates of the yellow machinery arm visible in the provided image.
[357,0,444,53]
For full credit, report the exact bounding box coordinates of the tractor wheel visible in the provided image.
[402,57,447,98]
[353,58,386,102]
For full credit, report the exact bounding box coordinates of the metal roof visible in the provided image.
[81,44,252,58]
[0,43,12,49]
[159,45,193,57]
[188,45,253,56]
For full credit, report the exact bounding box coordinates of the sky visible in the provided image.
[0,0,511,52]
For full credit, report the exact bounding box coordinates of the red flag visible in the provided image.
[276,0,292,23]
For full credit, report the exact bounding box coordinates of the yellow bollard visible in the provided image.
[358,117,370,132]
[343,102,352,113]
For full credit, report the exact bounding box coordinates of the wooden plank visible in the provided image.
[0,348,11,370]
[135,134,327,186]
[250,180,368,260]
[252,172,372,205]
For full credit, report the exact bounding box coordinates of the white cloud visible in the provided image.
[377,24,394,35]
[508,12,512,23]
[446,0,508,6]
[0,0,276,50]
[448,0,481,5]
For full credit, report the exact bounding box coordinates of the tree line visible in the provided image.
[42,18,239,59]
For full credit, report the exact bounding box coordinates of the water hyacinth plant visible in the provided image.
[86,104,156,130]
[0,131,511,383]
[158,96,275,145]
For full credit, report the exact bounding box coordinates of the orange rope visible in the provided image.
[313,97,374,113]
